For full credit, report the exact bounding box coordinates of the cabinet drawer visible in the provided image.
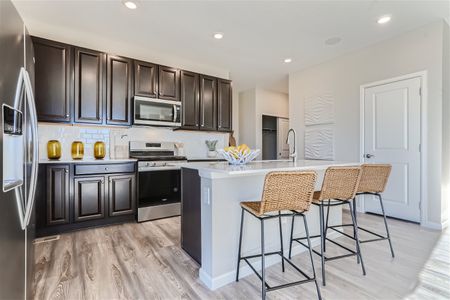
[75,163,135,175]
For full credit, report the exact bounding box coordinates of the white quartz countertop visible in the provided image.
[39,158,137,164]
[181,159,358,178]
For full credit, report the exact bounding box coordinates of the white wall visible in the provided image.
[238,88,288,150]
[442,20,450,224]
[289,21,446,227]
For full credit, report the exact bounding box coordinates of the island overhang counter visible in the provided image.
[180,160,358,290]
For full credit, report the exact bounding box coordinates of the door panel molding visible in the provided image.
[359,71,428,226]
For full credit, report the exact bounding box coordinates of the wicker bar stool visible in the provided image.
[236,171,321,300]
[289,166,365,286]
[353,164,395,257]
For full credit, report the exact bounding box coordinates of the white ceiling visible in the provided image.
[13,0,450,93]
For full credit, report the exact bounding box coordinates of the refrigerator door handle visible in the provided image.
[21,68,38,229]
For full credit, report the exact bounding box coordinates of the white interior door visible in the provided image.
[363,76,421,222]
[277,118,289,159]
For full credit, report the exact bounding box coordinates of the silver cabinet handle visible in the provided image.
[65,114,69,118]
[173,104,177,123]
[365,154,375,159]
[65,169,69,174]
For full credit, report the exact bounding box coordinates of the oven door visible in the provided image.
[138,169,181,208]
[134,96,181,127]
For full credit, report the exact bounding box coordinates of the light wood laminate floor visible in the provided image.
[33,212,449,300]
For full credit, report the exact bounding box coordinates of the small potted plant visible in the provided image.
[205,140,218,158]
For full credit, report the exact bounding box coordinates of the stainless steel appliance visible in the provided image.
[0,1,38,298]
[130,141,186,222]
[134,96,181,127]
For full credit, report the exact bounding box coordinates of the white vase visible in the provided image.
[207,150,217,158]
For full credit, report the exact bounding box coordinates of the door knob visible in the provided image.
[365,154,375,159]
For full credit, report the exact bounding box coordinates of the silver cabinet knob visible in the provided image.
[105,167,109,171]
[65,114,69,118]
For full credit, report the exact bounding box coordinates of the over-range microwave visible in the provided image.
[134,96,181,127]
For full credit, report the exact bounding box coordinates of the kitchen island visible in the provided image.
[181,160,357,290]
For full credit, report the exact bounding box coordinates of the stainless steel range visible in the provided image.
[130,141,187,222]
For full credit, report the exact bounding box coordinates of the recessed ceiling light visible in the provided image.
[213,32,224,39]
[377,15,391,24]
[123,1,137,9]
[325,37,342,46]
[284,58,292,63]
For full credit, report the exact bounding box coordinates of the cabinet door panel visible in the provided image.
[46,165,70,225]
[134,60,158,97]
[217,79,232,131]
[33,37,72,122]
[200,75,217,131]
[106,55,132,125]
[181,70,199,129]
[74,176,105,222]
[108,174,136,216]
[74,48,104,124]
[159,66,180,101]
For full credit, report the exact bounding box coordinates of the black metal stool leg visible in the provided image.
[236,208,244,282]
[303,215,322,300]
[353,198,360,264]
[378,193,395,258]
[319,203,326,286]
[324,200,330,252]
[278,211,285,272]
[349,201,366,276]
[288,214,295,259]
[261,218,266,300]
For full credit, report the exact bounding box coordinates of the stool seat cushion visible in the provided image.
[241,201,263,216]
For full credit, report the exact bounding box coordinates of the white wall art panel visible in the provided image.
[304,93,335,125]
[304,127,334,160]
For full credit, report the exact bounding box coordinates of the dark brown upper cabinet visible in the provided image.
[217,79,232,132]
[199,75,217,131]
[134,60,158,98]
[46,165,70,226]
[180,70,200,129]
[108,174,136,217]
[74,47,105,124]
[106,55,132,126]
[159,66,180,101]
[32,37,72,122]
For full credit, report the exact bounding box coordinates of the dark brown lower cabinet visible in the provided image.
[36,163,137,237]
[74,176,105,222]
[108,174,136,216]
[46,165,70,225]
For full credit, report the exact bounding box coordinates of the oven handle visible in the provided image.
[139,166,182,172]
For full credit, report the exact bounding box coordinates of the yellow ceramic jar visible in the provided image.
[94,141,106,159]
[71,141,84,160]
[47,140,61,160]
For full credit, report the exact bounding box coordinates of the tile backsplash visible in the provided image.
[38,124,229,160]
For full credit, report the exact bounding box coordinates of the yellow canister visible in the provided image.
[47,140,61,160]
[94,141,106,159]
[71,141,84,160]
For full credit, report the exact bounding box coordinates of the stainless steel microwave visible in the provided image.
[134,96,181,127]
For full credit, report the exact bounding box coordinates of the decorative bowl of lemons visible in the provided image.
[217,144,260,165]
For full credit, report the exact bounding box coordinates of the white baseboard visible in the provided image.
[421,219,448,230]
[199,231,339,290]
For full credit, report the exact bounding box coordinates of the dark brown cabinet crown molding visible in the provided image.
[159,65,180,101]
[199,75,217,131]
[74,47,105,124]
[32,37,73,122]
[106,54,132,125]
[217,79,232,132]
[180,70,200,129]
[134,60,158,98]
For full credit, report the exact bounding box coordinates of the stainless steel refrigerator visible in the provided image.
[0,1,38,299]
